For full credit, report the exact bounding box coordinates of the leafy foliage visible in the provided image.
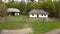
[0,4,7,17]
[5,0,60,18]
[41,0,56,17]
[0,3,7,22]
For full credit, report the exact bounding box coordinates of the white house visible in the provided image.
[2,0,59,3]
[29,9,49,18]
[2,0,12,3]
[7,8,20,16]
[2,0,39,3]
[52,0,59,2]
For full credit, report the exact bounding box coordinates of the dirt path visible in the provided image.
[1,28,34,34]
[45,29,60,34]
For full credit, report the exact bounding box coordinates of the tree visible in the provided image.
[18,1,26,14]
[23,2,32,15]
[0,0,2,4]
[41,0,56,18]
[6,1,26,14]
[0,4,7,22]
[6,1,16,8]
[23,2,42,15]
[30,0,34,2]
[56,0,60,20]
[58,0,60,19]
[5,0,60,18]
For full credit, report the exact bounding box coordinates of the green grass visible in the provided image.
[0,15,60,34]
[0,21,24,30]
[30,21,60,33]
[3,21,24,30]
[0,23,3,30]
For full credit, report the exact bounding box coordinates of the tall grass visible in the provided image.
[0,15,60,34]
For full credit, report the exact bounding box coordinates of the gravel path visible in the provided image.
[1,28,34,34]
[45,29,60,34]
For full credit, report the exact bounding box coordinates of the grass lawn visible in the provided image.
[30,21,60,34]
[0,15,60,34]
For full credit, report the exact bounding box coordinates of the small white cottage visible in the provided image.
[7,8,20,16]
[29,9,49,18]
[2,0,39,3]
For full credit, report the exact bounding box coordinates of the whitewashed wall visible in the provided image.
[52,0,59,2]
[2,0,11,3]
[2,0,39,3]
[2,0,58,3]
[34,0,38,2]
[14,0,22,2]
[39,14,48,18]
[29,14,37,17]
[2,0,7,3]
[15,13,19,16]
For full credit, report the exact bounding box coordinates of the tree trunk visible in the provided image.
[2,17,5,23]
[58,8,60,21]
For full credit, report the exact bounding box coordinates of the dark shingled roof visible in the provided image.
[29,9,49,14]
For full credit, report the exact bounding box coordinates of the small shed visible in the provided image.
[29,9,49,18]
[7,8,20,16]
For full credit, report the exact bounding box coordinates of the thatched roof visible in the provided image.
[29,9,49,15]
[7,8,20,12]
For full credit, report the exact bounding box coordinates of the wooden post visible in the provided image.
[58,8,60,21]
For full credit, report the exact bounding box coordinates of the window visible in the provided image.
[32,14,34,16]
[52,0,59,2]
[4,0,6,1]
[30,0,34,2]
[41,14,47,16]
[27,0,29,2]
[44,14,46,16]
[41,14,43,16]
[54,0,59,1]
[8,0,10,1]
